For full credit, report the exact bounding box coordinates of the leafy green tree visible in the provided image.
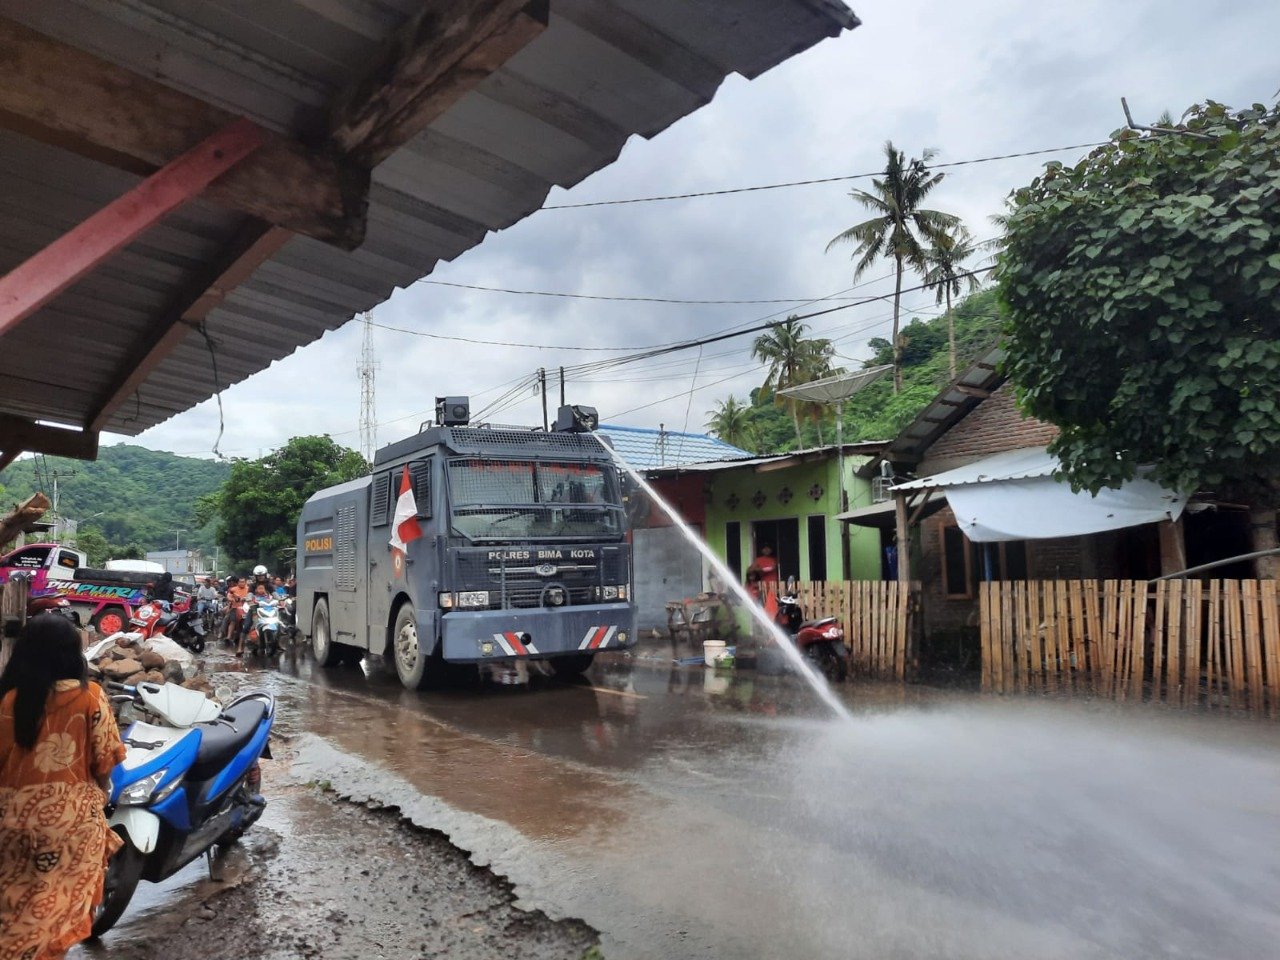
[74,526,110,567]
[751,317,836,448]
[200,436,368,570]
[922,226,982,377]
[826,141,960,393]
[706,396,758,452]
[729,288,1007,452]
[998,100,1280,574]
[0,445,227,556]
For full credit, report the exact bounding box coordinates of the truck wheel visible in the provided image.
[93,606,128,636]
[312,599,341,668]
[555,653,595,677]
[392,604,429,690]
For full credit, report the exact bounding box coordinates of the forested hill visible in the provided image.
[737,287,1006,452]
[0,445,228,560]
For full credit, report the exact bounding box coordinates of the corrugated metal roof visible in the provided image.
[857,343,1006,477]
[0,0,859,440]
[599,423,749,470]
[891,446,1056,492]
[645,441,885,475]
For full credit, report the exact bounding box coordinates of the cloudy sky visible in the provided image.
[120,0,1280,460]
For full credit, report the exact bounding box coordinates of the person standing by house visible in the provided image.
[747,544,781,586]
[0,614,127,959]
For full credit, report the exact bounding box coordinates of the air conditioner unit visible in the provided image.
[871,476,891,503]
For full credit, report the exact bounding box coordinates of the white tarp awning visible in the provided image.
[892,447,1186,542]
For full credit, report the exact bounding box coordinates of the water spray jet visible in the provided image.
[596,434,854,723]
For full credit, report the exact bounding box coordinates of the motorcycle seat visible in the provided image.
[801,617,838,630]
[188,699,268,782]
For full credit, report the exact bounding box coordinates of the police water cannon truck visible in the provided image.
[296,398,637,689]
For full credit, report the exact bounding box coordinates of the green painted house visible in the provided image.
[644,443,887,591]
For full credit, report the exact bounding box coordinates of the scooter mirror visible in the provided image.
[785,576,798,594]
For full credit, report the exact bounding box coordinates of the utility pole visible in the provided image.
[538,368,549,431]
[358,312,379,465]
[47,468,77,542]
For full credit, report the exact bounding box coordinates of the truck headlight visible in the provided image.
[456,591,490,609]
[118,769,169,806]
[602,585,618,600]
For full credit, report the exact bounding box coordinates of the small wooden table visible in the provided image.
[666,593,737,647]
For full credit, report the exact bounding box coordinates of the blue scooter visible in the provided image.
[93,681,275,936]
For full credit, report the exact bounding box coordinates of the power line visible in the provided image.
[365,319,647,352]
[415,278,877,305]
[543,142,1108,209]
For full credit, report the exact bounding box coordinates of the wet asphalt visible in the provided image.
[79,642,1280,960]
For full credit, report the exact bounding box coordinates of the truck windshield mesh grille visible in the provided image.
[445,429,608,458]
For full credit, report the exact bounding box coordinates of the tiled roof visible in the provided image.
[598,424,749,470]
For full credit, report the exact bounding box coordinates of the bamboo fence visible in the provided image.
[979,579,1280,714]
[767,580,919,680]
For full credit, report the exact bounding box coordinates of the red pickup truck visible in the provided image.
[0,542,180,634]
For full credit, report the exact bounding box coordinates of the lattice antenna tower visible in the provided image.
[357,312,379,465]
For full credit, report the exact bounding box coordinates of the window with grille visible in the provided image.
[335,504,357,591]
[447,459,621,541]
[370,472,391,527]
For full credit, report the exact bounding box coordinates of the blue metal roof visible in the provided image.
[599,424,749,470]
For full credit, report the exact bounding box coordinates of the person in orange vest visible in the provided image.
[747,544,780,586]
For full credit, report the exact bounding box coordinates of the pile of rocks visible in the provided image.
[89,633,215,696]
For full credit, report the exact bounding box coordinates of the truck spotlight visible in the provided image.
[435,396,470,426]
[553,404,599,433]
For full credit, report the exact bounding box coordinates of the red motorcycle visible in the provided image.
[127,600,206,653]
[774,591,848,683]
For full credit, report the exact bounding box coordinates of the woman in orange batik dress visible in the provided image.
[0,614,127,960]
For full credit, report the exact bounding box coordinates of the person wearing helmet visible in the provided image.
[241,565,272,649]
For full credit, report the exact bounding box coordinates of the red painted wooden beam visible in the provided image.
[0,117,266,340]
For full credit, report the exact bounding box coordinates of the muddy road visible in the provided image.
[79,645,1280,960]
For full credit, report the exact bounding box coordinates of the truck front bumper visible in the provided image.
[439,603,637,662]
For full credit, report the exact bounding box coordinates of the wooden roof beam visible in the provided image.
[0,16,369,250]
[0,414,97,461]
[329,0,550,167]
[0,120,264,341]
[86,223,292,434]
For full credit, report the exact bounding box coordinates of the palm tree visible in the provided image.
[922,226,982,377]
[706,396,756,452]
[826,141,959,392]
[752,317,836,447]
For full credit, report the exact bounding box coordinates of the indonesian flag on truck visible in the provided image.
[389,465,423,576]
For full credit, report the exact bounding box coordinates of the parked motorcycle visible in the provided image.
[166,607,207,654]
[774,592,849,683]
[279,595,299,648]
[27,594,82,625]
[127,601,205,653]
[248,595,282,657]
[94,681,275,935]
